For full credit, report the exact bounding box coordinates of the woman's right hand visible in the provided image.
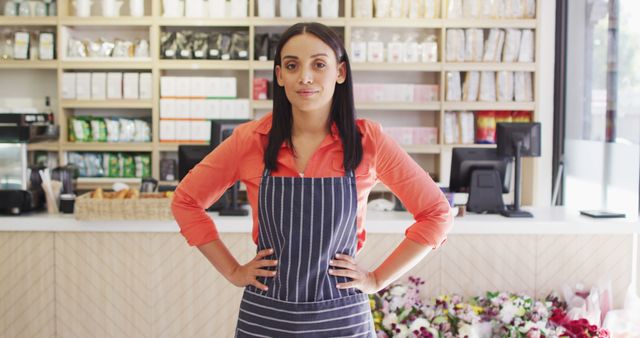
[229,248,278,291]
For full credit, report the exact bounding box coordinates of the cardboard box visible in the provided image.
[175,77,190,97]
[175,120,191,141]
[190,120,212,142]
[160,99,177,118]
[159,120,176,141]
[189,99,206,119]
[91,72,107,100]
[253,78,269,100]
[205,77,221,97]
[139,73,152,100]
[204,99,221,119]
[220,77,237,98]
[75,73,91,100]
[234,99,251,119]
[123,73,139,99]
[160,76,176,97]
[62,73,76,99]
[175,99,190,119]
[189,77,207,97]
[219,100,235,119]
[413,127,438,144]
[107,72,123,99]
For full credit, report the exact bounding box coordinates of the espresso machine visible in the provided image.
[0,112,59,215]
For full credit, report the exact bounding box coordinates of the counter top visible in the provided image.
[1,207,639,234]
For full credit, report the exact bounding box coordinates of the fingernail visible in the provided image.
[329,260,334,264]
[264,287,269,291]
[328,269,333,273]
[336,284,341,288]
[335,253,341,258]
[272,271,276,275]
[269,249,273,252]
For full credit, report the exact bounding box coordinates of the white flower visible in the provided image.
[389,298,404,312]
[499,301,518,324]
[408,318,430,333]
[458,323,473,337]
[382,313,398,330]
[390,285,407,297]
[394,324,410,338]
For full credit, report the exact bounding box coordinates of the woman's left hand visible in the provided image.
[328,253,380,294]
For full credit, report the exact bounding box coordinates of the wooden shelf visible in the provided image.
[0,16,57,26]
[443,101,535,111]
[61,59,152,69]
[0,60,57,69]
[157,143,208,151]
[60,16,153,26]
[349,18,443,28]
[401,144,441,154]
[251,60,274,70]
[62,142,153,152]
[252,18,347,27]
[351,63,442,72]
[252,100,272,110]
[443,62,536,72]
[160,18,250,27]
[356,102,441,111]
[158,60,251,70]
[76,177,142,188]
[441,143,497,149]
[27,142,59,151]
[61,100,153,109]
[443,19,536,29]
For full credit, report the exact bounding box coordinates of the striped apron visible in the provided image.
[235,168,376,337]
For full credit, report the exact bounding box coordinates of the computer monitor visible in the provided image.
[178,145,213,181]
[496,122,541,157]
[177,119,251,215]
[449,148,513,214]
[496,122,541,218]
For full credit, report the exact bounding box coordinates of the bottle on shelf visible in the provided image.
[366,31,384,63]
[350,29,367,63]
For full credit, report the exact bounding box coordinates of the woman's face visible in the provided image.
[275,33,346,115]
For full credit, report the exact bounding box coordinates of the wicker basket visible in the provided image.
[74,192,174,220]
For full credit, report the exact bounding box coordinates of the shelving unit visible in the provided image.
[3,0,542,198]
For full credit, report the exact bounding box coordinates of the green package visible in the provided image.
[90,118,107,142]
[120,153,135,178]
[135,154,151,178]
[69,117,91,142]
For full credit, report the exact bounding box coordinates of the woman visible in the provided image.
[172,22,453,337]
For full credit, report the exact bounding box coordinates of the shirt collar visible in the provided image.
[255,113,341,148]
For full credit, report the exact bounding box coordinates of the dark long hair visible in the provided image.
[264,22,363,172]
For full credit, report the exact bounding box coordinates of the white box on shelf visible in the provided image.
[139,73,152,100]
[160,120,176,141]
[229,0,247,17]
[160,99,177,118]
[233,99,251,119]
[160,76,176,97]
[123,73,140,99]
[220,77,237,98]
[91,72,107,100]
[189,77,207,97]
[176,77,191,97]
[175,99,190,119]
[205,78,221,97]
[189,99,206,119]
[204,99,221,119]
[107,72,123,99]
[219,100,235,119]
[190,120,212,141]
[62,73,76,99]
[75,73,91,100]
[175,120,191,141]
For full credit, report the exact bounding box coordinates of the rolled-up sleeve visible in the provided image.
[171,128,242,246]
[372,122,453,249]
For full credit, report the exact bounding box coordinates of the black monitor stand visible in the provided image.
[466,169,505,214]
[219,182,249,216]
[501,140,533,218]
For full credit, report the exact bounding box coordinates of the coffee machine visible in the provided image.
[0,112,58,215]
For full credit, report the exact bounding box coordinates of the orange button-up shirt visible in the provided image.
[171,113,453,251]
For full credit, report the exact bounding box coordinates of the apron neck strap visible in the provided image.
[262,167,355,178]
